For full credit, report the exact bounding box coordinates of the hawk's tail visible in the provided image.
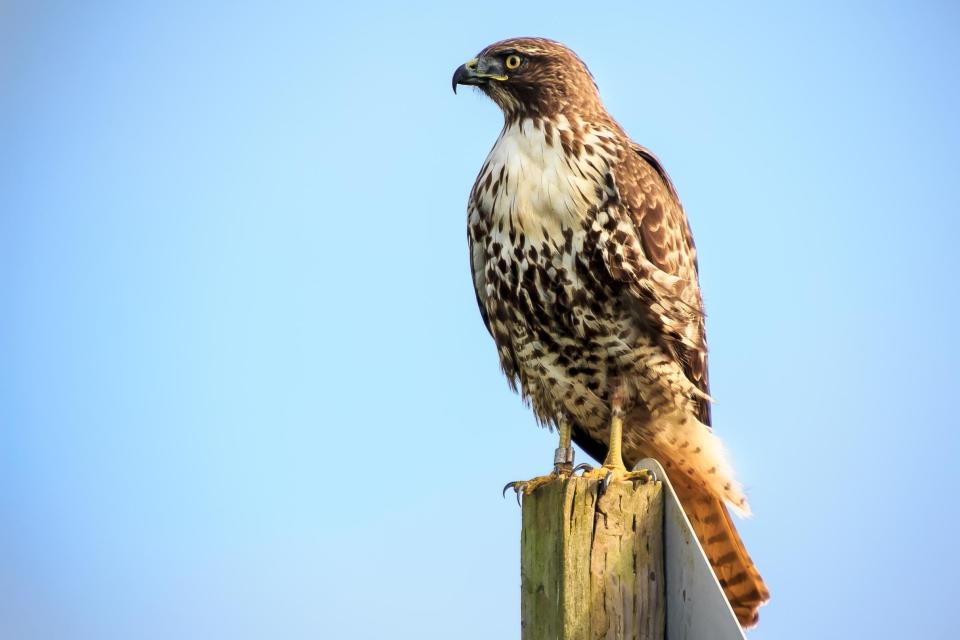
[671,478,770,627]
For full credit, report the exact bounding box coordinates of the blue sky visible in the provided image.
[2,1,958,638]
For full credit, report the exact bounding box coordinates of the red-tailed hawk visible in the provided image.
[453,37,769,626]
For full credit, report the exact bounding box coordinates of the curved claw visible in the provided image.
[573,463,594,476]
[630,463,657,483]
[502,481,525,506]
[600,470,615,496]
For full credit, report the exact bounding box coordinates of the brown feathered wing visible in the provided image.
[604,145,770,627]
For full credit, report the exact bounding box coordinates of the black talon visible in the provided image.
[631,463,657,483]
[515,483,526,506]
[601,470,615,495]
[502,481,517,499]
[573,463,593,475]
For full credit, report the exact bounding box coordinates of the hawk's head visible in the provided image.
[452,38,602,119]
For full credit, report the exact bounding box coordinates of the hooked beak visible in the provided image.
[452,57,508,94]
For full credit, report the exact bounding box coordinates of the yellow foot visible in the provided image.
[573,463,654,494]
[502,467,572,505]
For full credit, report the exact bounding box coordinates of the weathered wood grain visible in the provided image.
[521,477,665,640]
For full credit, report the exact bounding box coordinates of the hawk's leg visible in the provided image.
[502,419,575,503]
[576,389,653,490]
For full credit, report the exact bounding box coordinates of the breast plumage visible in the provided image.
[468,115,624,431]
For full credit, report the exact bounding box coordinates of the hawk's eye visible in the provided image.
[505,54,522,70]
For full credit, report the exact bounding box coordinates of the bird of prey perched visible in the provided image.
[453,37,769,626]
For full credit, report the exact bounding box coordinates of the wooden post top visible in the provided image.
[519,461,747,640]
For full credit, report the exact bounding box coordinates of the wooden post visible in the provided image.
[521,477,665,640]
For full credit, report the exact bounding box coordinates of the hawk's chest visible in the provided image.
[473,120,599,242]
[470,120,612,333]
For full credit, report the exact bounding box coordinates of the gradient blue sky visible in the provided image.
[2,2,958,638]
